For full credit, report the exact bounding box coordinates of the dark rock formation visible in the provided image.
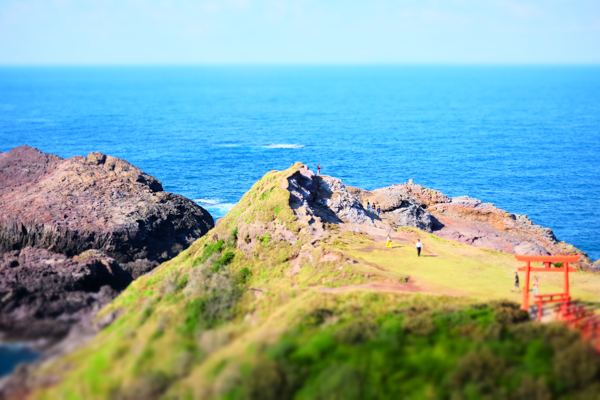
[0,145,214,277]
[0,248,131,340]
[0,145,214,339]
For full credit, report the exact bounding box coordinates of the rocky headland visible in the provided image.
[3,162,600,399]
[283,166,596,270]
[348,182,596,269]
[0,145,214,340]
[5,162,599,400]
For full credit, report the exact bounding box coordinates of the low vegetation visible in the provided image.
[30,164,600,400]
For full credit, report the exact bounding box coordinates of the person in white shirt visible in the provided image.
[416,239,423,257]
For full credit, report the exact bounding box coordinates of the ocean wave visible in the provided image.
[262,144,305,149]
[194,199,222,205]
[193,199,235,218]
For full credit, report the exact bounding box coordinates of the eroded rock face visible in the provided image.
[287,167,377,227]
[0,145,215,338]
[321,176,594,270]
[0,145,214,276]
[371,183,594,270]
[0,247,131,339]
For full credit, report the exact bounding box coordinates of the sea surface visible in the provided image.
[1,66,599,259]
[1,65,600,376]
[1,66,599,258]
[0,343,39,378]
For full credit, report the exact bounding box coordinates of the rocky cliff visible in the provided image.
[349,182,595,270]
[0,248,131,340]
[0,145,214,339]
[279,170,594,270]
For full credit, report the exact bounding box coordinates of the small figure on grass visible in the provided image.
[415,239,423,257]
[533,277,539,296]
[512,272,520,292]
[386,234,392,248]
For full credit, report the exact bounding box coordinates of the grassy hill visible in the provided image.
[29,164,600,399]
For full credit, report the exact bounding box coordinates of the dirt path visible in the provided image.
[319,281,421,293]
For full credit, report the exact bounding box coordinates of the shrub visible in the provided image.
[402,314,436,336]
[237,267,253,284]
[299,308,335,328]
[113,371,171,400]
[553,340,600,390]
[197,240,225,265]
[334,320,376,344]
[212,251,235,272]
[260,234,271,247]
[492,300,530,324]
[449,349,507,395]
[242,359,286,400]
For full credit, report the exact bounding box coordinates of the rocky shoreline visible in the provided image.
[0,146,214,341]
[286,166,597,270]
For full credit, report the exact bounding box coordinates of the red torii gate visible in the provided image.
[515,254,581,312]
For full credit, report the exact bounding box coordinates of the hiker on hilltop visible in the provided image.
[377,205,381,217]
[366,201,371,212]
[415,239,423,257]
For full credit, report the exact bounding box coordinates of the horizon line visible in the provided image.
[1,62,600,68]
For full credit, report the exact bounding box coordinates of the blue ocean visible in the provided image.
[1,66,599,262]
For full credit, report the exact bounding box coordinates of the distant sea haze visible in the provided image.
[0,65,599,261]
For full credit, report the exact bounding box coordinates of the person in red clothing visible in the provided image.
[317,164,321,175]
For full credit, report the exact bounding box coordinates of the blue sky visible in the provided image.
[0,0,599,65]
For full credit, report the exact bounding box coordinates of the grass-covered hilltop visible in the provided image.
[20,164,600,399]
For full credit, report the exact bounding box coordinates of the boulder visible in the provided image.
[513,242,551,256]
[385,203,432,232]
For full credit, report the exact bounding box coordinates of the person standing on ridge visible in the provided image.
[533,277,539,296]
[513,272,520,292]
[415,239,423,257]
[317,164,321,175]
[377,205,381,217]
[366,201,371,212]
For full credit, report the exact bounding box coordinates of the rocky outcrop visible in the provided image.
[0,145,214,339]
[348,184,435,231]
[287,167,378,227]
[0,145,214,277]
[0,247,131,340]
[352,182,594,270]
[301,174,594,270]
[426,193,594,268]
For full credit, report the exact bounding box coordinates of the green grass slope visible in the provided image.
[31,164,600,400]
